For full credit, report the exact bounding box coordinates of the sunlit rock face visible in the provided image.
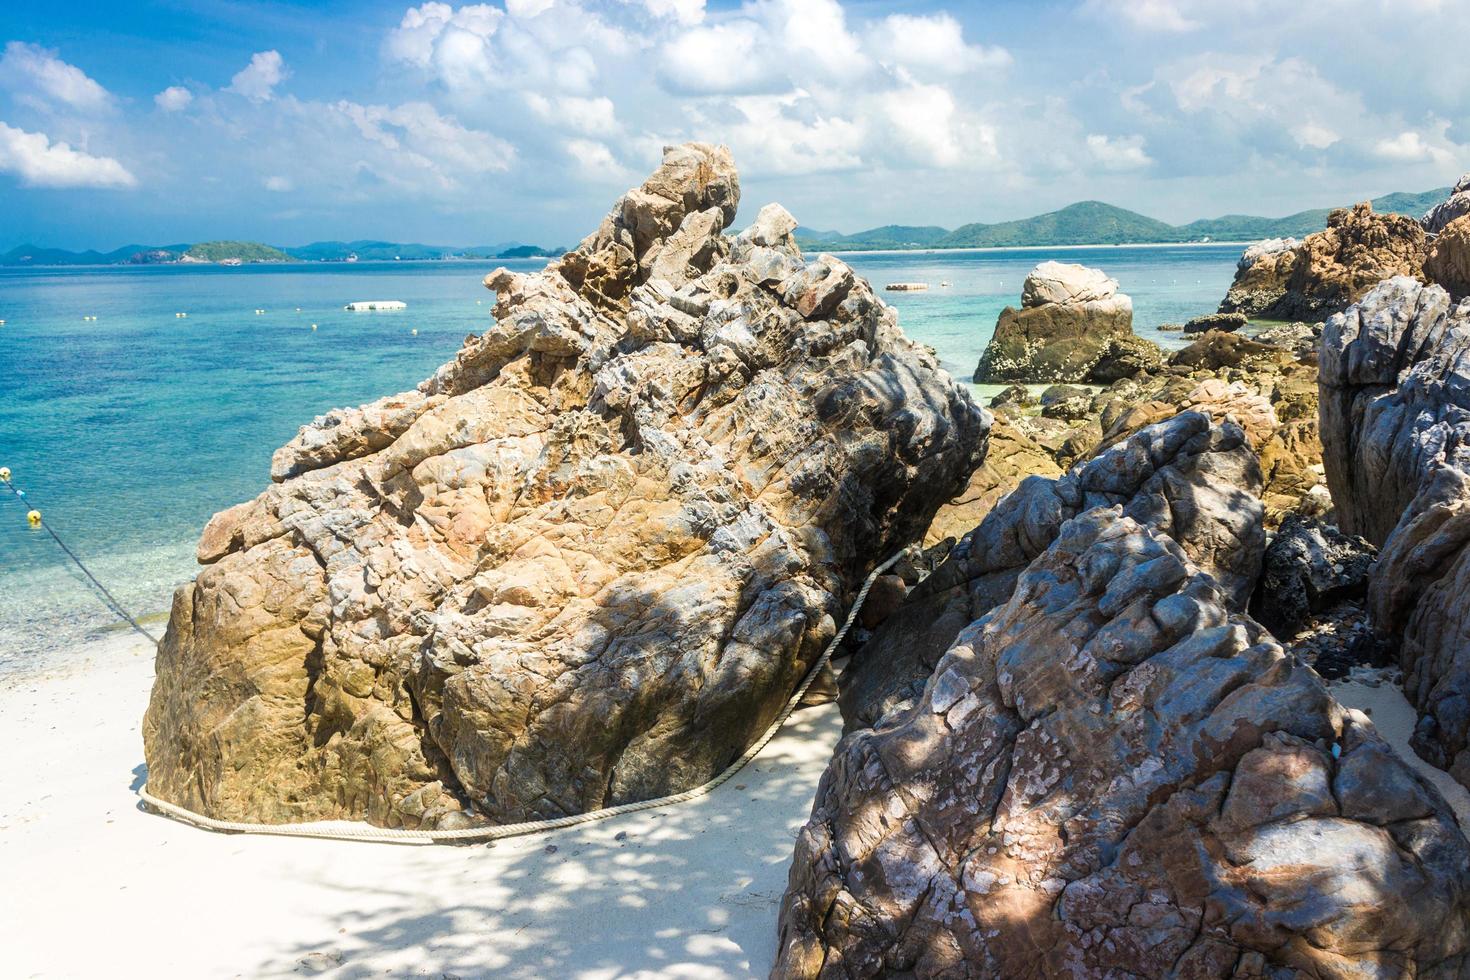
[775,509,1470,979]
[1221,203,1427,322]
[841,411,1265,733]
[143,143,991,830]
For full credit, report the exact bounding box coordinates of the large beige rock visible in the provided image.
[143,144,991,830]
[974,263,1143,384]
[1221,203,1427,321]
[776,510,1470,978]
[840,412,1264,731]
[923,416,1061,548]
[1427,213,1470,300]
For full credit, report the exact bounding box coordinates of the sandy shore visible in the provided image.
[3,635,1466,980]
[0,633,843,979]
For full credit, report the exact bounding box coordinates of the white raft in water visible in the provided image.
[344,300,407,311]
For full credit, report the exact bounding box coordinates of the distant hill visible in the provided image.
[797,186,1452,252]
[184,241,292,263]
[0,238,563,266]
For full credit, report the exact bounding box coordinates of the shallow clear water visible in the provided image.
[0,244,1239,669]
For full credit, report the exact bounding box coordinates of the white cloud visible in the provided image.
[716,91,865,175]
[334,99,514,184]
[1292,122,1339,150]
[659,21,771,95]
[877,84,964,168]
[642,0,704,26]
[228,51,289,102]
[0,42,113,113]
[155,86,194,112]
[1083,0,1203,32]
[866,13,1011,78]
[563,138,633,180]
[0,121,135,188]
[525,93,618,135]
[1374,129,1451,164]
[264,175,293,191]
[1086,133,1153,170]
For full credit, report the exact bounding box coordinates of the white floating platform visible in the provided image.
[344,300,407,311]
[884,282,929,292]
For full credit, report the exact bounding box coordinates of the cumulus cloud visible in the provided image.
[155,86,193,112]
[1086,133,1153,170]
[0,42,113,113]
[642,0,704,26]
[1082,0,1203,32]
[0,121,136,188]
[1375,129,1452,164]
[866,13,1011,78]
[525,93,618,135]
[264,175,292,191]
[227,50,288,102]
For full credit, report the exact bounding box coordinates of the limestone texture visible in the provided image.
[840,412,1264,731]
[776,510,1470,979]
[143,144,991,829]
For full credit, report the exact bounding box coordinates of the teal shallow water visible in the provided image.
[0,245,1239,670]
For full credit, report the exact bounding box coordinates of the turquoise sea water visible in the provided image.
[0,244,1240,669]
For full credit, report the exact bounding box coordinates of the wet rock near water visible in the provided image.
[142,144,991,830]
[1183,311,1246,334]
[973,262,1159,384]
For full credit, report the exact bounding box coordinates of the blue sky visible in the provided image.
[2,0,1467,249]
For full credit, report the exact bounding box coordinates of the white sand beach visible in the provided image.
[0,633,844,979]
[3,633,1466,980]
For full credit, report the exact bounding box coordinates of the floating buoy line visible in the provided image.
[0,467,158,644]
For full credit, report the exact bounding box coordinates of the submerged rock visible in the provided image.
[1182,311,1246,334]
[973,262,1153,384]
[776,510,1470,978]
[143,144,991,829]
[840,412,1264,731]
[1220,203,1427,321]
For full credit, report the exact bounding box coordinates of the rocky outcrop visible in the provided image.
[142,144,991,830]
[1320,275,1470,787]
[1318,277,1467,546]
[974,262,1154,384]
[840,412,1264,731]
[1427,214,1470,300]
[1370,467,1470,783]
[1221,203,1427,321]
[1424,173,1470,235]
[1250,514,1375,640]
[776,509,1470,979]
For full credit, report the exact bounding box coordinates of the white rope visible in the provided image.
[139,550,907,845]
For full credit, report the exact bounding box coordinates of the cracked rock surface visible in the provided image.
[775,509,1470,979]
[840,412,1264,732]
[142,143,990,829]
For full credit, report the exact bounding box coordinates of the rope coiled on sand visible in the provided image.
[139,550,906,845]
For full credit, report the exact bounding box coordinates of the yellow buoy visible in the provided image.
[411,328,418,336]
[295,307,301,312]
[311,324,317,330]
[27,509,42,528]
[0,466,10,482]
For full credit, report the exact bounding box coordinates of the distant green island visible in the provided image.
[0,238,566,267]
[794,187,1449,252]
[2,185,1448,266]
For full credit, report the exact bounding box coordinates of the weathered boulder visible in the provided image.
[1321,275,1470,788]
[1370,467,1470,783]
[1427,213,1470,300]
[840,412,1265,731]
[1250,319,1320,357]
[974,262,1138,384]
[1183,311,1246,334]
[1250,514,1375,640]
[923,416,1060,548]
[143,144,991,829]
[1087,332,1163,382]
[1318,277,1467,546]
[1425,173,1470,234]
[1221,203,1427,321]
[776,510,1470,979]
